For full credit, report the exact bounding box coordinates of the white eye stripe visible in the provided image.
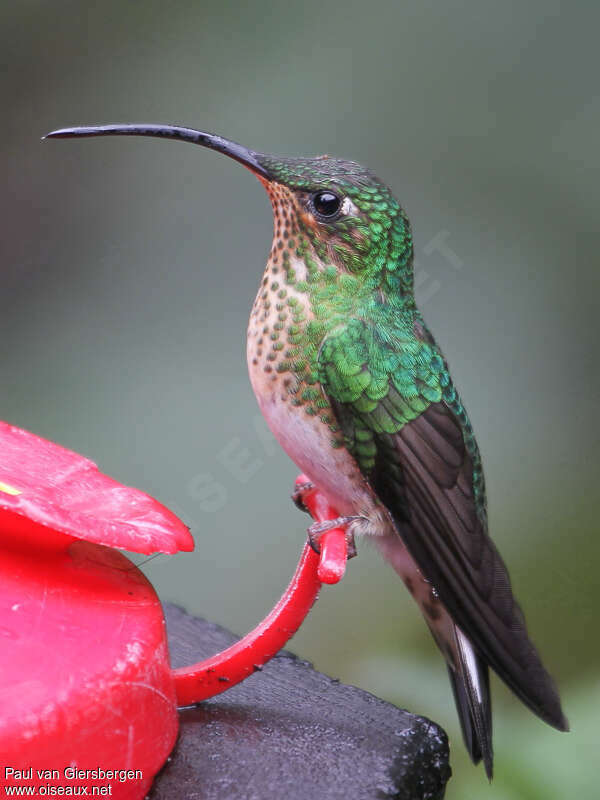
[341,196,359,216]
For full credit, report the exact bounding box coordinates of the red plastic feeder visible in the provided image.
[0,424,349,798]
[0,423,193,798]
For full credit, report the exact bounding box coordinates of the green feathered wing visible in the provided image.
[317,316,567,732]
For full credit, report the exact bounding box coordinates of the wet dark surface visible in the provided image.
[150,604,451,799]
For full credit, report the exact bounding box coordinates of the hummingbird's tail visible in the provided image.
[446,626,493,780]
[375,533,495,777]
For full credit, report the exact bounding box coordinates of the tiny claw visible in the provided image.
[291,480,315,513]
[345,531,358,560]
[293,474,358,585]
[307,524,322,555]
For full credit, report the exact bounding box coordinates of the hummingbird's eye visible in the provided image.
[311,191,342,219]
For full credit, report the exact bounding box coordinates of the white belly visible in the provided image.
[247,360,369,518]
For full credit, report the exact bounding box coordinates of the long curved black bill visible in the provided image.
[43,124,270,179]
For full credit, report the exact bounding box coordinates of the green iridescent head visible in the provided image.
[44,123,414,298]
[254,153,413,288]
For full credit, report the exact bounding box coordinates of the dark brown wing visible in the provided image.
[369,402,568,731]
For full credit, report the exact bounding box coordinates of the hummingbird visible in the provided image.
[45,123,568,777]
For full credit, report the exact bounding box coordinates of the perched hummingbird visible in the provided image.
[46,124,568,777]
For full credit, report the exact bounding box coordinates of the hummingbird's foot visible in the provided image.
[307,517,360,559]
[291,480,315,513]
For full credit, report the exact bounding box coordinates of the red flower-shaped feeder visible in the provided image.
[0,422,349,798]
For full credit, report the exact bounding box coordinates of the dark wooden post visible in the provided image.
[151,604,451,799]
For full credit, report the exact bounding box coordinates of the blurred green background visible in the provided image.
[2,1,598,796]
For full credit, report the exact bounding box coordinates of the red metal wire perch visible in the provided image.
[173,474,348,705]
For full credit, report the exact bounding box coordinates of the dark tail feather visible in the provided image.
[447,627,494,780]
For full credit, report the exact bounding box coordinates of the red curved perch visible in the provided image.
[173,475,348,706]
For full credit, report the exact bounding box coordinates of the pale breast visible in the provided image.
[246,256,388,529]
